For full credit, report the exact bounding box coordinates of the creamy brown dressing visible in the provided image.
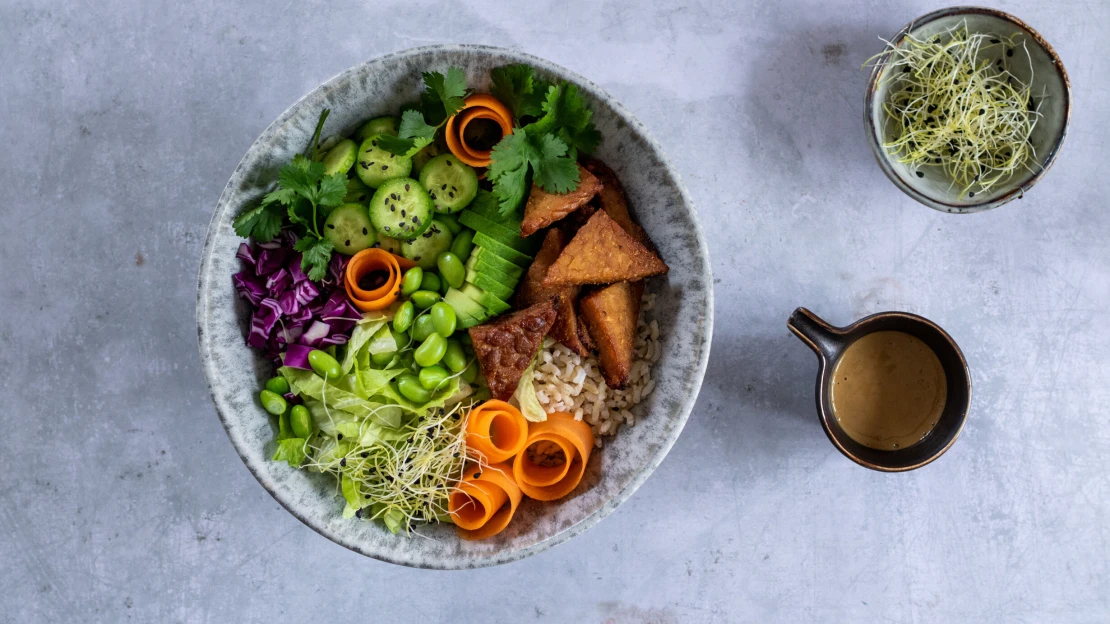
[830,331,947,450]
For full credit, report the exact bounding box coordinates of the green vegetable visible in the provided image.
[512,356,547,423]
[338,314,391,374]
[449,229,475,261]
[412,314,436,342]
[420,272,442,293]
[418,365,450,391]
[378,68,468,157]
[436,213,463,235]
[371,350,395,367]
[357,116,400,141]
[414,333,447,367]
[461,359,478,384]
[265,377,290,395]
[443,339,467,373]
[308,349,342,379]
[233,137,349,280]
[436,252,465,289]
[322,139,357,176]
[259,390,287,416]
[486,70,601,216]
[272,438,307,466]
[393,301,415,333]
[290,405,314,438]
[490,63,552,120]
[410,290,441,309]
[401,267,424,296]
[430,302,456,337]
[868,23,1040,198]
[396,372,432,403]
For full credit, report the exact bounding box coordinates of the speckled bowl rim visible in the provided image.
[196,44,713,568]
[864,6,1071,214]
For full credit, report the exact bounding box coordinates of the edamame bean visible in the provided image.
[393,301,415,333]
[437,213,463,235]
[390,327,410,350]
[410,290,441,309]
[414,333,447,367]
[398,351,415,371]
[418,365,449,391]
[450,229,474,261]
[278,410,292,438]
[430,302,457,337]
[259,389,287,416]
[308,349,342,379]
[371,350,395,367]
[436,252,465,289]
[461,359,479,384]
[420,272,442,293]
[290,405,313,438]
[442,339,467,373]
[401,267,424,297]
[265,376,290,395]
[396,373,432,403]
[412,314,436,342]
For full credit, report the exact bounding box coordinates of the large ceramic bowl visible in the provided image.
[196,45,713,568]
[865,7,1071,213]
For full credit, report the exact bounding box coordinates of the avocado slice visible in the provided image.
[472,233,532,267]
[461,283,512,315]
[444,288,489,328]
[466,254,522,287]
[465,270,516,300]
[458,210,538,254]
[472,247,524,278]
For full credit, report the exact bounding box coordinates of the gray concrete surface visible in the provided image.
[2,0,1107,621]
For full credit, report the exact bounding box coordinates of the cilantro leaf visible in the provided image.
[263,188,297,206]
[379,109,439,156]
[377,134,434,158]
[422,67,468,122]
[232,201,284,242]
[294,235,334,282]
[278,155,321,197]
[315,172,348,208]
[531,134,579,194]
[397,109,437,140]
[488,132,537,215]
[490,64,545,120]
[558,123,602,155]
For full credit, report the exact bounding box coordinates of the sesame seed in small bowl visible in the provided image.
[864,6,1071,213]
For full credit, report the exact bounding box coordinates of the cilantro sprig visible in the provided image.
[486,64,601,216]
[378,67,468,157]
[233,109,347,281]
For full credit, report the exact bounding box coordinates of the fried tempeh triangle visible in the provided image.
[543,210,668,287]
[580,281,644,389]
[581,158,654,249]
[520,165,602,237]
[515,229,592,356]
[469,299,558,401]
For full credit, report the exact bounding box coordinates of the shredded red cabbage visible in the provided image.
[234,233,359,363]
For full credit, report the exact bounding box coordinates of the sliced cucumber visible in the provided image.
[467,253,521,284]
[313,135,341,161]
[458,210,537,254]
[412,142,442,177]
[357,116,399,141]
[401,220,454,270]
[324,203,376,255]
[472,233,533,267]
[344,175,372,204]
[419,154,479,214]
[357,135,413,188]
[471,247,524,277]
[461,283,511,316]
[322,139,357,176]
[369,178,434,241]
[467,271,515,301]
[376,235,403,255]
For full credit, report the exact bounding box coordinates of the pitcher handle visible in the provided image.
[788,308,843,360]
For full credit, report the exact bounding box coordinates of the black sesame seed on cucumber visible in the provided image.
[357,135,412,188]
[419,154,478,214]
[401,219,454,270]
[368,178,433,241]
[356,116,399,141]
[324,203,376,255]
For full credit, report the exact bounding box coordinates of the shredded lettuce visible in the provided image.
[339,314,390,373]
[272,438,308,466]
[281,366,403,428]
[512,356,547,423]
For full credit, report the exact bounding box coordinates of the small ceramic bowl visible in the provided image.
[196,45,713,568]
[865,7,1071,213]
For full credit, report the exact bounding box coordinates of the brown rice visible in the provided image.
[531,291,660,445]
